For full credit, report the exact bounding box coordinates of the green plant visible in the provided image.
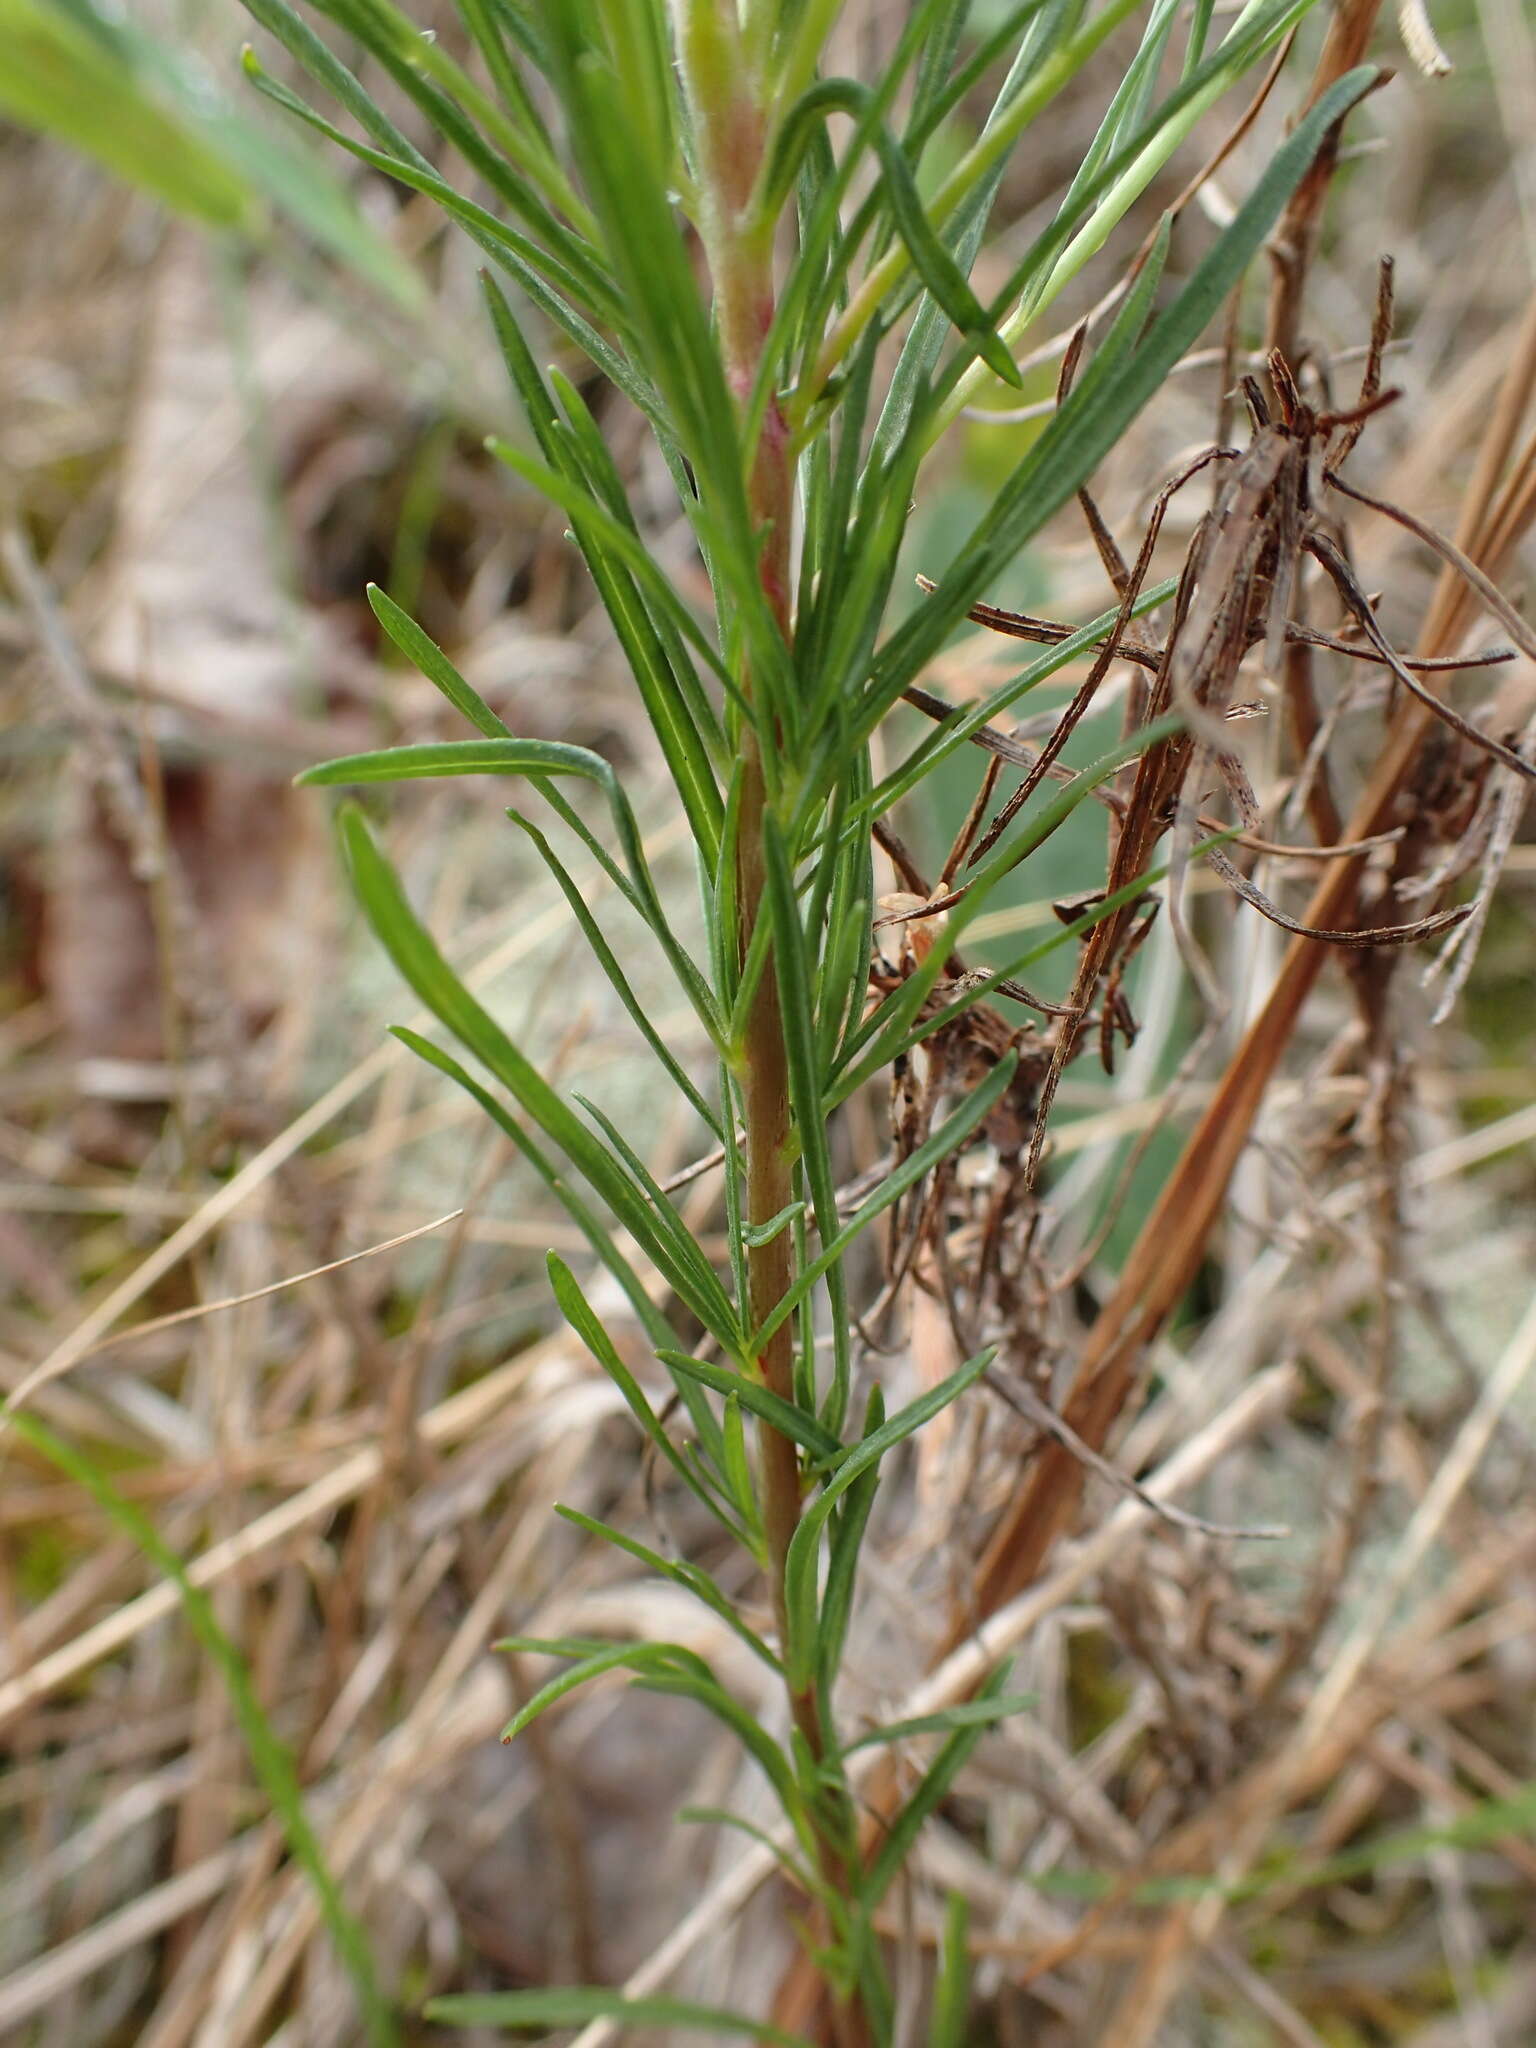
[245,0,1376,2035]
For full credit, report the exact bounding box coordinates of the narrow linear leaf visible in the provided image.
[752,1056,1020,1352]
[783,1349,995,1689]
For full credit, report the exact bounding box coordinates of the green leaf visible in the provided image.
[677,1804,818,1894]
[366,585,509,738]
[782,1350,995,1691]
[300,742,721,1042]
[329,811,735,1342]
[842,1692,1036,1756]
[751,1056,1020,1352]
[1,0,258,229]
[814,1387,883,1698]
[763,80,1020,385]
[868,65,1381,705]
[499,1638,709,1741]
[9,1411,397,2047]
[862,1663,1015,1911]
[393,1030,675,1354]
[930,1892,972,2048]
[553,1504,777,1669]
[572,1092,740,1337]
[545,1253,733,1525]
[424,1988,813,2043]
[512,813,722,1134]
[759,812,851,1421]
[835,714,1184,1092]
[660,1351,845,1463]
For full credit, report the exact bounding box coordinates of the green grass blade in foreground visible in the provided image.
[782,1349,995,1692]
[332,811,738,1345]
[2,0,256,228]
[867,66,1381,707]
[425,1989,812,2042]
[9,1411,397,2048]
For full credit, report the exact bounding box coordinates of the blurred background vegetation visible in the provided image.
[2,1,1536,2043]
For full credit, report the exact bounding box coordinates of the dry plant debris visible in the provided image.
[1,0,1536,2045]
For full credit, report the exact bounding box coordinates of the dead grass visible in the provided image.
[2,3,1536,2045]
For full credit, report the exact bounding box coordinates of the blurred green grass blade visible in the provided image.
[8,1410,398,2048]
[930,1891,973,2048]
[1,0,258,230]
[973,0,1322,360]
[425,1988,813,2042]
[14,0,424,304]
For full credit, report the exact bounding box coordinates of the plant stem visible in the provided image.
[676,5,867,2038]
